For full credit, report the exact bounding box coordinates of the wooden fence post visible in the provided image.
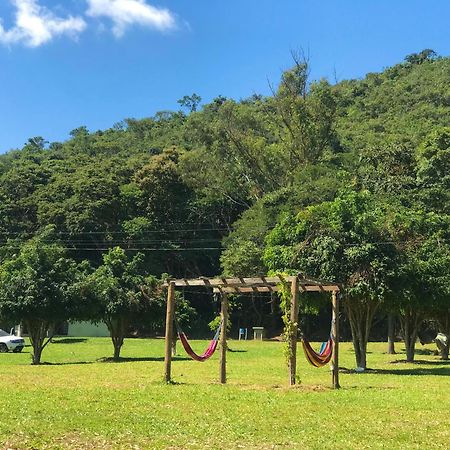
[219,291,228,384]
[331,290,340,389]
[289,276,299,386]
[164,281,176,383]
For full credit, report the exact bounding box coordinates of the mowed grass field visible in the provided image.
[0,337,449,450]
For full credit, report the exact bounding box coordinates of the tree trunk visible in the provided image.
[251,295,262,326]
[171,333,177,357]
[400,308,422,363]
[32,344,43,365]
[404,333,416,363]
[345,297,378,370]
[439,339,449,360]
[270,292,278,333]
[106,317,128,361]
[438,312,450,360]
[25,319,53,365]
[387,314,396,354]
[113,344,121,360]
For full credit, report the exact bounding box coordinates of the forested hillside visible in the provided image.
[1,50,449,366]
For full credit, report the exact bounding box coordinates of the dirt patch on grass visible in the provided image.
[3,433,121,450]
[232,382,331,393]
[288,383,330,392]
[53,433,116,450]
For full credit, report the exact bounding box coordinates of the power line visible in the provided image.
[0,231,448,249]
[0,228,230,235]
[0,239,223,244]
[0,246,222,251]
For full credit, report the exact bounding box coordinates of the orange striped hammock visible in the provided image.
[301,338,333,367]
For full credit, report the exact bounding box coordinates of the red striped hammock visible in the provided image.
[177,321,222,362]
[301,338,333,367]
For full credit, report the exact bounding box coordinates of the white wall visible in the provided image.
[67,321,110,337]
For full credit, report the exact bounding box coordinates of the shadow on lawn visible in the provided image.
[41,361,94,366]
[371,366,450,376]
[97,356,192,363]
[40,356,192,365]
[414,348,436,356]
[340,360,450,376]
[52,338,88,344]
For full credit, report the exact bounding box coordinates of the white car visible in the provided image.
[0,329,25,353]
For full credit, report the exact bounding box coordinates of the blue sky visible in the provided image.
[0,0,449,153]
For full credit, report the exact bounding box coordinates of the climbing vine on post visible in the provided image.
[278,274,301,385]
[279,277,293,364]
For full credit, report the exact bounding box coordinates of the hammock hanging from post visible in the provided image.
[301,337,333,368]
[177,321,223,362]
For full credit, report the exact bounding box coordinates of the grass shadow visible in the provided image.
[371,367,450,376]
[340,385,399,391]
[227,348,248,353]
[6,349,31,354]
[340,362,450,376]
[40,361,94,366]
[390,359,450,366]
[162,379,187,386]
[36,355,192,365]
[347,350,373,354]
[98,356,192,363]
[52,338,88,344]
[414,348,436,356]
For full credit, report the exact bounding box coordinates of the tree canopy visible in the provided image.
[0,50,449,364]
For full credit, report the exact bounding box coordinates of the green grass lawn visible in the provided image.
[0,337,449,449]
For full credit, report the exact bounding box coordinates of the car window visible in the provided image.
[0,329,9,337]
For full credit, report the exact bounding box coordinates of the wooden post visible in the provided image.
[219,291,228,384]
[331,290,340,389]
[289,276,300,386]
[164,281,176,383]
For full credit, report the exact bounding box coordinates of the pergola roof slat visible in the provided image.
[213,286,277,293]
[163,274,339,292]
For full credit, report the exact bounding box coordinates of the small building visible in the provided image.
[67,321,110,337]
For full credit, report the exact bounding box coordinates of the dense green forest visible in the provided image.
[0,49,449,367]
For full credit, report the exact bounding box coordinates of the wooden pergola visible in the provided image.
[163,274,341,388]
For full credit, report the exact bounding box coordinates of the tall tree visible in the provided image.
[385,205,450,362]
[177,93,202,113]
[264,190,396,369]
[0,232,88,364]
[416,127,450,214]
[87,247,162,360]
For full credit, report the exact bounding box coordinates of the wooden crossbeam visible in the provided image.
[213,286,278,293]
[211,285,338,294]
[163,276,286,287]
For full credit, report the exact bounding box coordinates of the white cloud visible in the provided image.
[0,0,86,47]
[86,0,176,37]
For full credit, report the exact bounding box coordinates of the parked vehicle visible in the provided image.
[0,329,25,353]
